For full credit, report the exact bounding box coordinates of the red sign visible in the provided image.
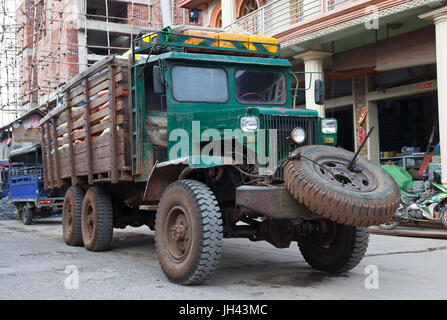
[358,127,364,145]
[357,107,368,126]
[418,81,433,91]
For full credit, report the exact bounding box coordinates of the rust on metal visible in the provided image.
[235,185,309,219]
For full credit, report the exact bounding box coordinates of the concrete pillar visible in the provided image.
[352,75,368,158]
[420,6,447,185]
[161,0,173,28]
[74,0,87,72]
[366,100,380,163]
[222,0,237,28]
[293,51,331,117]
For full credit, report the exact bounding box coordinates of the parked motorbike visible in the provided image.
[379,175,447,230]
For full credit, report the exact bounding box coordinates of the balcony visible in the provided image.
[233,0,356,36]
[179,0,213,9]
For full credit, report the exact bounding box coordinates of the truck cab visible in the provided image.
[129,28,337,181]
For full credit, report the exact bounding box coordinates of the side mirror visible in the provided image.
[153,65,164,94]
[314,79,325,105]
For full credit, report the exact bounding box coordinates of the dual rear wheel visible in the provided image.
[62,186,113,251]
[61,180,224,285]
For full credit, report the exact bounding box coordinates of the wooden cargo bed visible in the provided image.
[39,56,132,189]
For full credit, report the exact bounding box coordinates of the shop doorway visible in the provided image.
[327,105,354,152]
[377,92,439,170]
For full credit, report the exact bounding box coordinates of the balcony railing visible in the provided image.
[233,0,354,36]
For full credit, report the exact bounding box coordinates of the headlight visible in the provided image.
[291,127,306,144]
[240,117,259,133]
[322,119,337,134]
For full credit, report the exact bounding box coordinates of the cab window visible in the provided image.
[235,69,286,105]
[172,66,229,103]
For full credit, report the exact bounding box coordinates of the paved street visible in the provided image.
[0,218,446,300]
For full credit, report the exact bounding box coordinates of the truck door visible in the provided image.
[144,64,168,153]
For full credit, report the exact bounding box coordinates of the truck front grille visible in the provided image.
[259,114,319,180]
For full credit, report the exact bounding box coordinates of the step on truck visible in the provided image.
[39,26,400,285]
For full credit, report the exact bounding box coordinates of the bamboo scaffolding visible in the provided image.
[0,0,161,127]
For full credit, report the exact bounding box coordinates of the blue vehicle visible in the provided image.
[0,160,10,198]
[9,143,65,224]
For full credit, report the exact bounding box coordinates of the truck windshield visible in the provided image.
[235,69,286,105]
[172,66,229,103]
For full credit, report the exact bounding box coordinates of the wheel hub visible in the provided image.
[86,204,95,239]
[166,206,192,262]
[63,202,73,237]
[314,157,378,192]
[170,224,186,241]
[314,220,337,248]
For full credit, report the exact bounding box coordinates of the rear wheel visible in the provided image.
[62,186,85,246]
[155,180,223,285]
[440,206,447,229]
[22,206,33,225]
[81,187,113,251]
[298,219,369,273]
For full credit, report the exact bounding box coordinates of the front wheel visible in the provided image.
[297,219,369,273]
[155,180,223,285]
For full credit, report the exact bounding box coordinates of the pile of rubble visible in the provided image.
[0,197,16,220]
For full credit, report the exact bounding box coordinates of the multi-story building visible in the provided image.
[182,0,447,184]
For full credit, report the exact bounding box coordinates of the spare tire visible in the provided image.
[284,145,400,227]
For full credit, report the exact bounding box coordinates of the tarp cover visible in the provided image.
[380,164,413,190]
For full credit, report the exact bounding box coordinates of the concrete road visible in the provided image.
[0,218,446,300]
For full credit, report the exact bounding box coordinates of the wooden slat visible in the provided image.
[41,127,49,189]
[69,75,119,107]
[52,118,62,187]
[67,65,122,101]
[83,78,94,185]
[60,55,115,95]
[65,96,77,186]
[75,155,127,175]
[59,132,126,159]
[40,56,132,187]
[46,124,54,188]
[58,129,125,156]
[56,125,69,137]
[108,64,118,183]
[71,115,124,141]
[39,56,117,126]
[66,87,123,122]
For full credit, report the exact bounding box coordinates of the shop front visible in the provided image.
[325,72,439,181]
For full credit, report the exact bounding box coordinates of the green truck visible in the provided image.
[40,27,400,285]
